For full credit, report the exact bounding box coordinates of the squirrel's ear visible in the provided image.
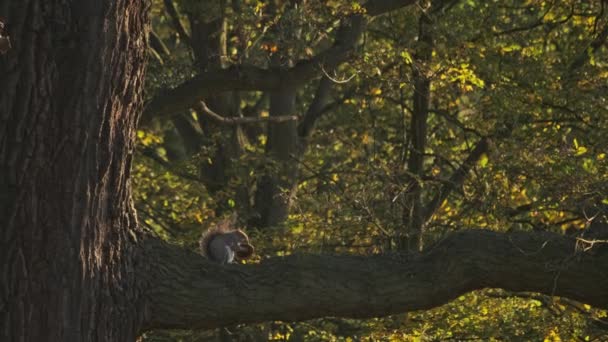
[234,229,250,241]
[236,244,254,259]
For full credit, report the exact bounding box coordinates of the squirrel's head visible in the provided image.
[232,230,254,260]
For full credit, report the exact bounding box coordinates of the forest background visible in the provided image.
[137,0,608,341]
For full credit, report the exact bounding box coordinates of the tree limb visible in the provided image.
[140,229,608,331]
[141,65,280,124]
[364,0,418,16]
[149,30,170,57]
[196,101,298,125]
[297,76,333,138]
[423,137,489,222]
[163,0,191,45]
[569,23,608,73]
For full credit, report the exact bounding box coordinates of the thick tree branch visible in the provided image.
[297,76,333,138]
[141,65,279,123]
[140,229,608,331]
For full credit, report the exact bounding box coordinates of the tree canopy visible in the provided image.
[134,0,608,340]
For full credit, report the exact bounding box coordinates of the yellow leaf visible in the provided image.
[370,88,382,96]
[479,153,489,167]
[575,146,588,156]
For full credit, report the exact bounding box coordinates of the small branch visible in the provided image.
[422,137,490,223]
[149,30,171,57]
[163,0,191,45]
[364,0,418,16]
[494,3,574,37]
[138,147,203,183]
[196,101,298,125]
[320,65,357,84]
[430,109,483,136]
[569,23,608,72]
[297,77,333,138]
[298,61,398,139]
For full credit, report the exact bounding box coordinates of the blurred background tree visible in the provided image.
[136,0,608,340]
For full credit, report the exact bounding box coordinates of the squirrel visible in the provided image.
[199,215,254,264]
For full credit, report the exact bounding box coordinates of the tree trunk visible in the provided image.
[253,86,299,228]
[402,13,433,252]
[183,4,250,216]
[0,1,148,340]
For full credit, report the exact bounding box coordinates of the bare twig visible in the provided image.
[320,65,357,84]
[163,0,191,45]
[196,101,298,125]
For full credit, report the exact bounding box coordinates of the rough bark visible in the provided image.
[141,229,608,330]
[0,1,149,341]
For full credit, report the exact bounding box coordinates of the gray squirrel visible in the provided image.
[199,216,254,264]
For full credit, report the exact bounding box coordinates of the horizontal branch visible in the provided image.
[196,101,298,125]
[141,65,281,124]
[139,229,608,331]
